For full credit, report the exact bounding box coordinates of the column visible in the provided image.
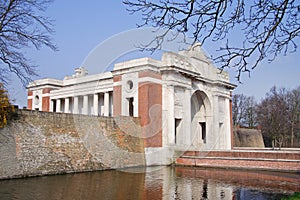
[99,93,104,116]
[224,98,231,149]
[184,88,192,146]
[109,92,113,116]
[93,93,99,116]
[212,95,219,149]
[83,95,88,115]
[56,99,61,113]
[64,97,70,113]
[73,96,79,114]
[166,85,175,145]
[104,92,109,116]
[50,99,54,112]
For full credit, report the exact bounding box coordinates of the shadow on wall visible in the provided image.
[234,127,265,148]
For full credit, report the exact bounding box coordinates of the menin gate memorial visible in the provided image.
[27,44,235,165]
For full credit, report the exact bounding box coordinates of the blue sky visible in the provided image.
[8,1,300,107]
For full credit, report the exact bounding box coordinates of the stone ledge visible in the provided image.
[176,150,300,173]
[181,156,300,163]
[181,150,300,160]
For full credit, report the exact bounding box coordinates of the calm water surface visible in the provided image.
[0,166,299,200]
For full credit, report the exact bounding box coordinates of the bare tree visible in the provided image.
[0,0,56,86]
[244,96,257,128]
[232,94,257,128]
[286,86,300,147]
[232,94,248,127]
[256,86,290,148]
[123,0,300,80]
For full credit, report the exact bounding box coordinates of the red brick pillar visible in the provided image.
[42,88,52,112]
[27,90,33,110]
[113,75,122,116]
[138,70,162,147]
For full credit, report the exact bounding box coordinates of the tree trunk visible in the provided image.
[291,123,294,148]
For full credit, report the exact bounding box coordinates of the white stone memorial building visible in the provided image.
[27,45,236,165]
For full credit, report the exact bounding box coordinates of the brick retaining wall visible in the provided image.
[176,150,300,173]
[182,150,300,160]
[1,110,299,179]
[0,110,145,179]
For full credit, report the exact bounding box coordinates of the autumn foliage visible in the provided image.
[0,84,14,128]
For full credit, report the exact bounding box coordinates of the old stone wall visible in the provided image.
[0,110,145,179]
[234,127,265,148]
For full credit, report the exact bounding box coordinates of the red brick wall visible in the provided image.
[176,150,300,172]
[41,88,52,112]
[113,70,162,147]
[27,90,33,110]
[42,88,51,94]
[138,70,162,80]
[113,75,122,116]
[182,150,300,159]
[113,75,122,82]
[27,99,32,110]
[138,82,162,147]
[176,157,300,172]
[28,90,33,97]
[113,85,122,116]
[42,97,50,112]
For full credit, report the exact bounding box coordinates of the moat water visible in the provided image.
[0,166,299,200]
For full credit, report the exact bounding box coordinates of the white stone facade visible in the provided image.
[27,44,235,165]
[27,69,113,116]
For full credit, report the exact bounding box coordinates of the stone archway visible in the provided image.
[190,90,211,149]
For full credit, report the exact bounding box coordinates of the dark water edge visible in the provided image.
[0,166,299,200]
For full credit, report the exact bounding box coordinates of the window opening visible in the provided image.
[128,97,134,116]
[175,118,181,144]
[200,122,206,143]
[52,100,56,112]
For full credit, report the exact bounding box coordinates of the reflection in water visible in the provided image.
[202,179,208,199]
[0,167,298,200]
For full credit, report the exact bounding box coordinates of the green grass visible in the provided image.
[282,192,300,200]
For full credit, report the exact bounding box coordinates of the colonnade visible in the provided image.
[50,92,112,116]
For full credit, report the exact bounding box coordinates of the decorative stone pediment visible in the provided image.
[217,70,230,82]
[179,43,210,64]
[160,43,216,79]
[161,52,201,78]
[162,52,190,69]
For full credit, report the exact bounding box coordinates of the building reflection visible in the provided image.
[170,167,299,200]
[0,167,298,200]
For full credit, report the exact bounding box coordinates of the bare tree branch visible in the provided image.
[123,0,300,80]
[0,0,56,86]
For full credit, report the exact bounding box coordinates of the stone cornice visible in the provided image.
[112,57,161,76]
[160,65,201,79]
[27,78,63,89]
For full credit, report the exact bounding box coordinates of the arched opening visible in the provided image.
[34,95,40,111]
[191,90,211,148]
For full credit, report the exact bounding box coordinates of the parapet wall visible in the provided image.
[0,110,145,179]
[176,150,300,172]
